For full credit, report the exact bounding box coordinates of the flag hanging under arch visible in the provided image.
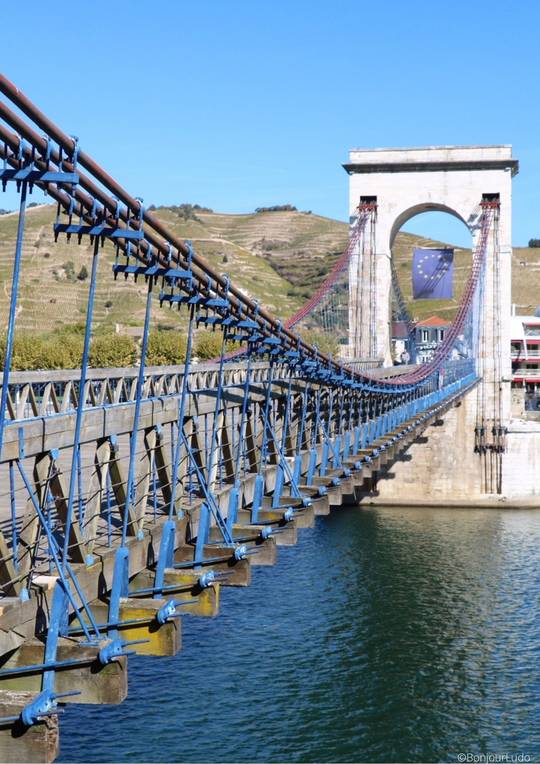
[412,247,454,300]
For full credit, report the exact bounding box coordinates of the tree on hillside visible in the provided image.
[255,204,297,213]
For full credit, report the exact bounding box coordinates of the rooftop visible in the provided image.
[416,315,452,328]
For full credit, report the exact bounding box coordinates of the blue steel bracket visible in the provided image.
[156,599,182,625]
[233,545,248,561]
[236,318,260,330]
[1,139,79,193]
[196,291,231,327]
[163,266,193,282]
[98,638,146,666]
[198,571,216,589]
[157,240,194,292]
[160,290,204,307]
[113,263,192,283]
[0,168,79,186]
[204,296,230,309]
[262,336,281,347]
[20,690,80,727]
[224,315,260,343]
[196,313,225,327]
[54,222,143,240]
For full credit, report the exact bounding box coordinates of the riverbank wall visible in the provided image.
[364,388,540,507]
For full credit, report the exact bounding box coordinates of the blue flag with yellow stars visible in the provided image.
[412,247,454,300]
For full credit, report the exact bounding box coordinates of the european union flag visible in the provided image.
[412,247,454,300]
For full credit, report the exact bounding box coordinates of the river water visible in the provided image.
[58,506,540,763]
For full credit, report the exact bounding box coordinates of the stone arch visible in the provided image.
[389,202,470,250]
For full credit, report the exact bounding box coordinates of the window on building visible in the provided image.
[421,329,429,343]
[438,329,445,342]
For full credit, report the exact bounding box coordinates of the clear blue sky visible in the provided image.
[1,0,539,247]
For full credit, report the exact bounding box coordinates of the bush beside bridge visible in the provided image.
[0,328,241,370]
[0,330,137,371]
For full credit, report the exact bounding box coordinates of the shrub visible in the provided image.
[77,265,88,281]
[0,334,41,370]
[195,331,224,360]
[528,239,540,248]
[0,333,82,370]
[35,337,80,369]
[46,334,83,368]
[146,331,187,366]
[54,323,85,337]
[0,329,136,370]
[89,334,136,368]
[62,261,76,282]
[104,300,113,309]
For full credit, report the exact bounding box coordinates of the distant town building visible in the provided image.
[510,312,540,415]
[414,315,451,363]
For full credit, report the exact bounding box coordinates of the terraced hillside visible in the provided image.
[196,209,348,302]
[0,205,307,334]
[0,205,150,333]
[0,204,536,335]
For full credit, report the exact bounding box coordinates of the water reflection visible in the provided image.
[58,507,540,763]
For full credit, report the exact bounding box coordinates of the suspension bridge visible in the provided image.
[0,78,520,761]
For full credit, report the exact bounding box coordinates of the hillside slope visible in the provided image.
[0,204,536,334]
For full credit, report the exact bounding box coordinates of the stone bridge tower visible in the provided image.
[343,145,521,499]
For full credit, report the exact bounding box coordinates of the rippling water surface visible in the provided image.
[58,506,540,763]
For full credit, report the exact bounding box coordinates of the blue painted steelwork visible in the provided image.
[121,244,152,548]
[0,78,491,742]
[62,237,101,567]
[16,461,101,642]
